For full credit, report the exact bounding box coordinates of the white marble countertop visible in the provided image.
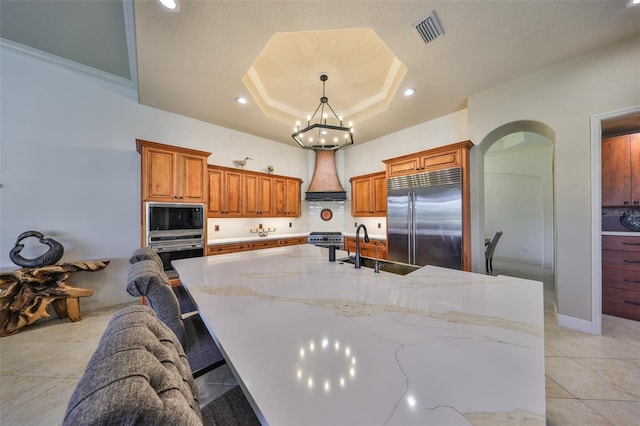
[173,245,545,425]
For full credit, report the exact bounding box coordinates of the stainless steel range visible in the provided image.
[307,232,344,261]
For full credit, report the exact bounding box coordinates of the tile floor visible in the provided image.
[1,261,639,425]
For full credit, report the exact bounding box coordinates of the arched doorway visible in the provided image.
[478,120,556,293]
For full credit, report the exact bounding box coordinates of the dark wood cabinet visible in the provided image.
[602,235,640,321]
[350,171,387,217]
[602,133,640,207]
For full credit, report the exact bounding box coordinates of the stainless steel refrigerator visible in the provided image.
[387,167,463,269]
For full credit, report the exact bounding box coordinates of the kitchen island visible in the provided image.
[173,244,545,425]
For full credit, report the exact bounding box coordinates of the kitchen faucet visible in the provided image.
[354,224,369,269]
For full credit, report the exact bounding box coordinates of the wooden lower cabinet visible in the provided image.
[344,237,387,259]
[208,236,307,256]
[207,242,252,256]
[602,235,640,321]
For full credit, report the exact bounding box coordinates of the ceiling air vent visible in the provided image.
[413,11,444,45]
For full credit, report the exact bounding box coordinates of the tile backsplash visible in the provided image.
[308,200,345,232]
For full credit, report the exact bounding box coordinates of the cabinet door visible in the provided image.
[242,174,259,216]
[208,168,224,216]
[631,133,640,206]
[387,157,420,177]
[179,153,207,202]
[273,178,286,216]
[225,170,242,217]
[602,135,631,206]
[259,176,274,216]
[372,174,387,214]
[144,146,177,202]
[420,149,460,173]
[352,178,373,216]
[286,179,301,216]
[208,168,241,216]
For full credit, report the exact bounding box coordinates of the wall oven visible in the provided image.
[146,202,205,278]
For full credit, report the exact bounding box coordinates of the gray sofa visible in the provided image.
[64,305,259,425]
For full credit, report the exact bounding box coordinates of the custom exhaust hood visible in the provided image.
[305,150,346,201]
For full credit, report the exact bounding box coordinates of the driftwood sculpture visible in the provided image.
[0,260,109,337]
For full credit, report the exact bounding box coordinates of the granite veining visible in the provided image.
[174,244,546,425]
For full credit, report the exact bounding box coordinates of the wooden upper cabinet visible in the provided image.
[273,177,302,217]
[242,173,273,216]
[384,141,473,178]
[602,133,640,207]
[208,166,241,217]
[210,165,300,218]
[350,171,387,217]
[137,139,210,203]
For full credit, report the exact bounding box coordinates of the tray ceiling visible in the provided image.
[2,0,639,146]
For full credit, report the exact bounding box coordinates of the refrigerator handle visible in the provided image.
[410,191,416,265]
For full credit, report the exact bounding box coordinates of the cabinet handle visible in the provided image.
[622,242,640,246]
[623,259,640,264]
[624,300,640,306]
[624,201,630,205]
[624,278,640,283]
[634,201,639,205]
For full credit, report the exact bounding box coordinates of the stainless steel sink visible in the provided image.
[338,256,420,276]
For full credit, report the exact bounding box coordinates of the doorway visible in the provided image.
[591,106,640,335]
[478,120,556,294]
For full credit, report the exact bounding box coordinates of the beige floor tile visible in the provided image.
[545,375,574,398]
[582,400,640,426]
[546,357,640,401]
[546,398,613,426]
[0,340,97,378]
[0,375,78,426]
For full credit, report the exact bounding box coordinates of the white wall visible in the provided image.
[469,34,640,322]
[484,137,554,267]
[0,46,307,311]
[342,110,470,236]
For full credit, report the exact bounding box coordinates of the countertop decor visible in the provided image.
[174,245,545,425]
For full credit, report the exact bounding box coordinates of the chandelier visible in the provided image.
[292,74,354,150]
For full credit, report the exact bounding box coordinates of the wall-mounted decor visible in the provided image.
[320,208,333,221]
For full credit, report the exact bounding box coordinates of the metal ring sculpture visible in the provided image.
[9,231,64,268]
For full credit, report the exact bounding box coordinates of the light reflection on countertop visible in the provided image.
[295,337,357,394]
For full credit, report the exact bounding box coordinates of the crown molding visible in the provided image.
[0,37,137,93]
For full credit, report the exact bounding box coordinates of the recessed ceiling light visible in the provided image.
[158,0,180,12]
[404,88,417,97]
[626,0,640,7]
[235,97,248,104]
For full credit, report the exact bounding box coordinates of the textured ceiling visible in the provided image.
[2,1,639,147]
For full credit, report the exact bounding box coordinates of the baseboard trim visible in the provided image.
[557,313,596,334]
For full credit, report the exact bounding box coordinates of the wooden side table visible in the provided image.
[0,260,109,336]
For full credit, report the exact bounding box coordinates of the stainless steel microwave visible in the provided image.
[145,202,205,243]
